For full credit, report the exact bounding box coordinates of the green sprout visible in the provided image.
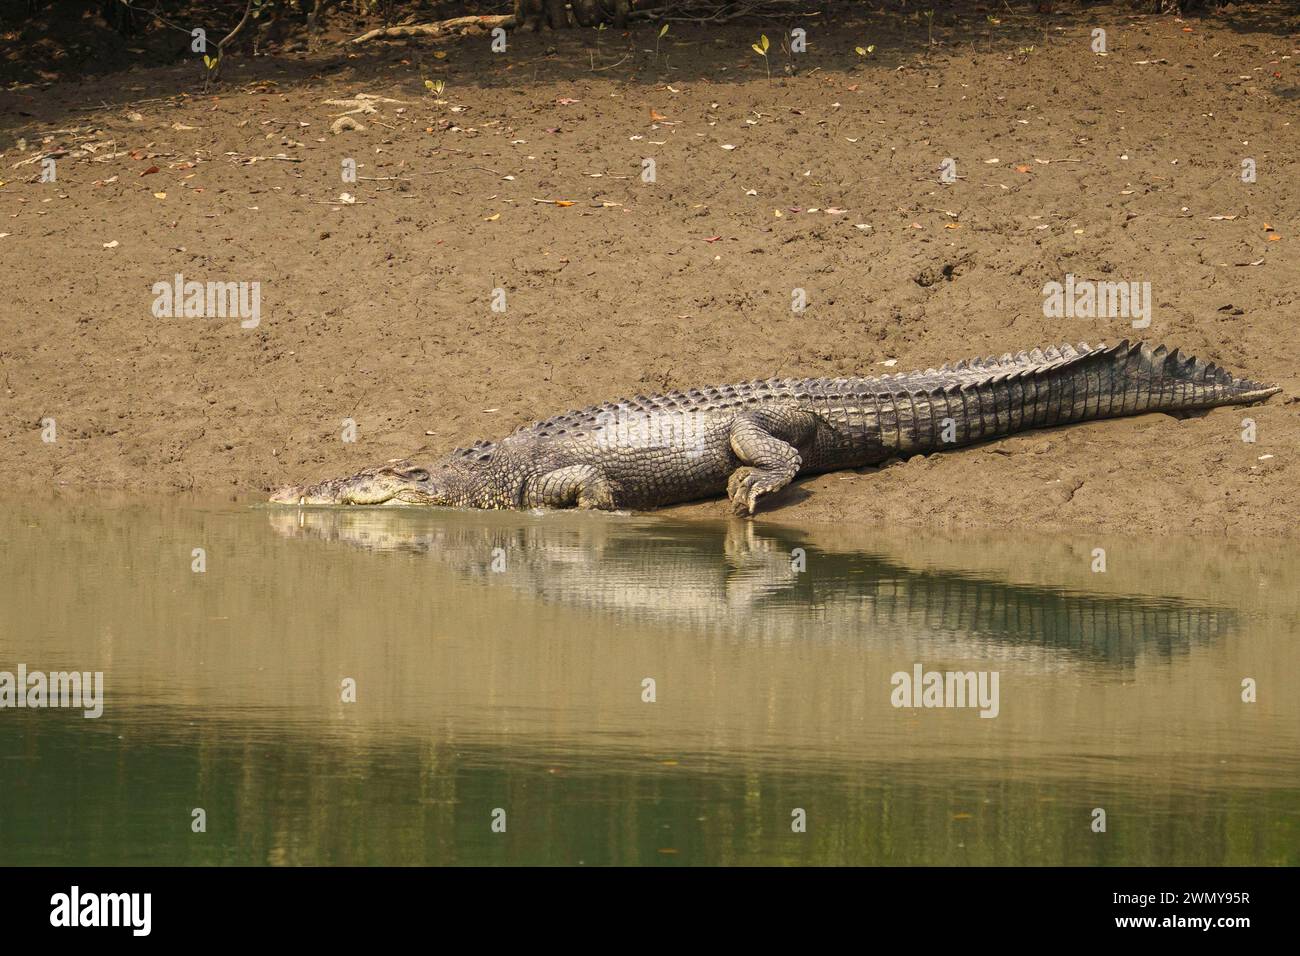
[751,33,771,83]
[655,23,669,67]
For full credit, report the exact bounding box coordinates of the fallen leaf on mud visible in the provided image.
[531,198,575,206]
[702,236,722,242]
[1014,164,1032,173]
[556,98,580,106]
[910,222,923,229]
[0,233,9,238]
[745,189,757,196]
[170,123,197,131]
[650,108,668,121]
[825,207,847,215]
[944,223,961,229]
[102,240,118,248]
[484,213,500,221]
[153,192,166,199]
[1263,223,1274,231]
[1208,215,1238,221]
[774,209,783,218]
[1267,235,1282,241]
[854,223,872,231]
[984,158,1000,164]
[720,144,737,150]
[140,165,159,176]
[338,193,356,204]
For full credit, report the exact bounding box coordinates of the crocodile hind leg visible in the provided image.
[726,409,818,516]
[526,464,617,510]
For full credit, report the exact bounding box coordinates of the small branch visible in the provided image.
[348,15,515,44]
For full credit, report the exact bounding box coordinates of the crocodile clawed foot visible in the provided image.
[727,467,783,517]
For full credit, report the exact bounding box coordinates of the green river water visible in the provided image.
[0,499,1296,865]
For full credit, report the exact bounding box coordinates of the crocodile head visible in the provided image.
[269,458,482,508]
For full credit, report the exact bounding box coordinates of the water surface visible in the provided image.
[1,500,1297,865]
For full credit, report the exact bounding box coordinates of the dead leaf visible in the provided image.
[140,165,159,176]
[1014,164,1032,173]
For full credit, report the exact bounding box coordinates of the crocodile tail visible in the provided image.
[908,341,1280,452]
[1055,340,1281,419]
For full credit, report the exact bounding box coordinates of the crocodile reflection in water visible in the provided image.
[266,510,1232,667]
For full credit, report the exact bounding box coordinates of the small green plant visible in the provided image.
[424,78,445,98]
[986,14,1000,52]
[202,52,221,91]
[854,44,876,58]
[655,22,669,67]
[591,21,607,70]
[924,9,935,50]
[751,33,771,83]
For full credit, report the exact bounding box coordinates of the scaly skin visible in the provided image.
[269,341,1280,516]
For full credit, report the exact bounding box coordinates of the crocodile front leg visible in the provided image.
[726,408,819,516]
[525,464,617,510]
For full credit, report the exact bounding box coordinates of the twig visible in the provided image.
[348,15,514,44]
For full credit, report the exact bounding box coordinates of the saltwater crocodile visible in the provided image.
[270,340,1279,515]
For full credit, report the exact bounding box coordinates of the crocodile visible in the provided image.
[269,340,1280,516]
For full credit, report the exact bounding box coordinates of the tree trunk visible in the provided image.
[543,0,570,30]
